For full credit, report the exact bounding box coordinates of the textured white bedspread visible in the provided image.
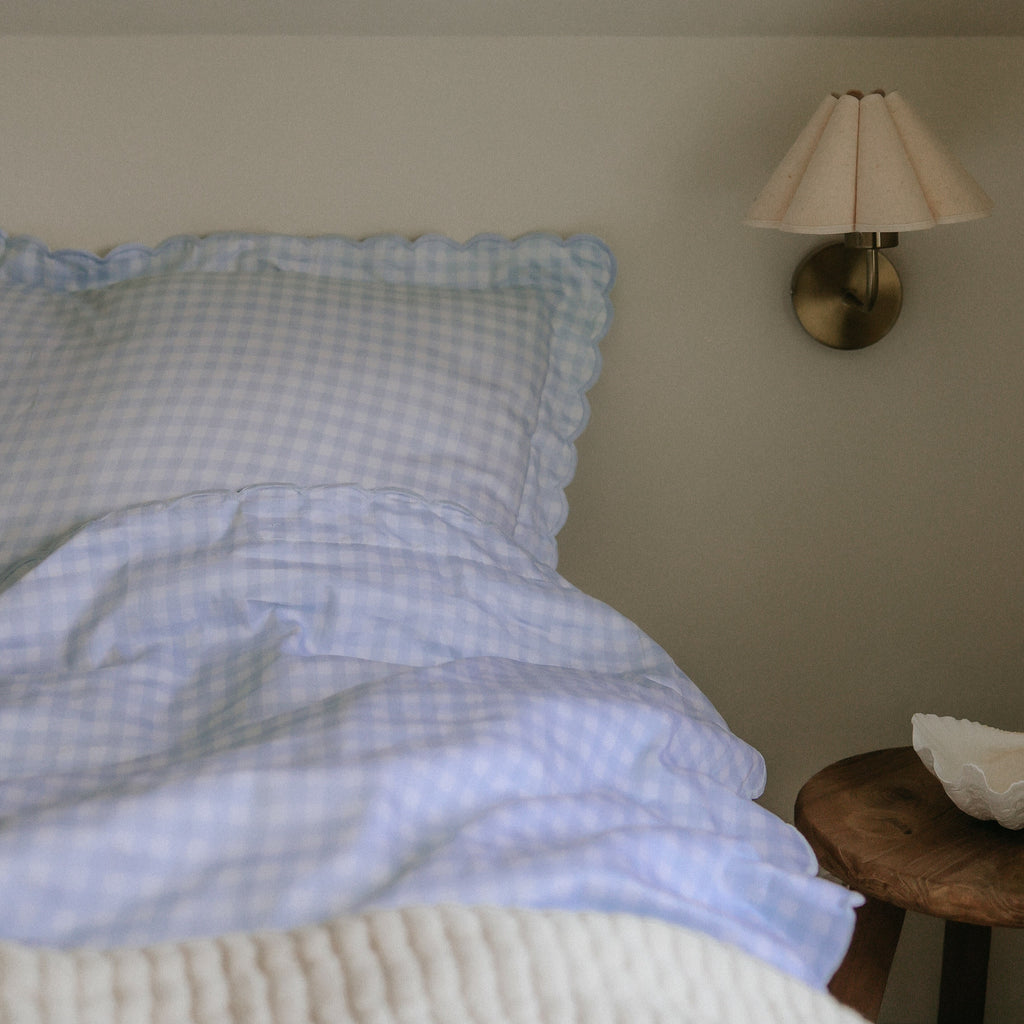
[0,905,865,1024]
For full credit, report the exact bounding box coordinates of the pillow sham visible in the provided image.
[0,232,615,578]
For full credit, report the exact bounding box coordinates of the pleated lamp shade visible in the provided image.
[745,91,993,235]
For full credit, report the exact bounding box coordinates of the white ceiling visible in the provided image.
[5,0,1024,36]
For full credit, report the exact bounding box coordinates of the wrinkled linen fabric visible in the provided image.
[0,485,857,988]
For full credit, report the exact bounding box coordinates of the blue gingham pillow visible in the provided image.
[0,232,614,577]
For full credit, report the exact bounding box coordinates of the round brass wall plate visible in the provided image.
[791,243,903,349]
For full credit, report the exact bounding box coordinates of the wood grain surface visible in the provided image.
[795,746,1024,927]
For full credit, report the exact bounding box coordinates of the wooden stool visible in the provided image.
[795,747,1024,1023]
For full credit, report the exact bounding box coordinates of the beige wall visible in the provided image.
[1,35,1021,1023]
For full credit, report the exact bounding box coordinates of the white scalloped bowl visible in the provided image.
[912,714,1024,829]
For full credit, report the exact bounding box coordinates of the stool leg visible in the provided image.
[828,896,906,1022]
[937,920,991,1024]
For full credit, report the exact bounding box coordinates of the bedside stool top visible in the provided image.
[795,746,1024,928]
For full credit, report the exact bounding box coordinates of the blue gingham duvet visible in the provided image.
[0,484,857,987]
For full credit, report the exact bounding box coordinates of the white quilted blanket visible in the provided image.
[0,906,865,1024]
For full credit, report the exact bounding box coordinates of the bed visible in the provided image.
[0,229,865,1023]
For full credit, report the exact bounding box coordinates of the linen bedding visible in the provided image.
[0,231,862,1023]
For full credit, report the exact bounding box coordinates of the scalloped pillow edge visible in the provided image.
[0,231,616,569]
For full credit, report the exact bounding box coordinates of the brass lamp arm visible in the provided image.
[842,232,899,313]
[791,233,902,349]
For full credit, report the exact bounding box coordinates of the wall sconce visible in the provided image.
[745,90,992,349]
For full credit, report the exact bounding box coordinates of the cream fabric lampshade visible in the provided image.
[745,90,993,235]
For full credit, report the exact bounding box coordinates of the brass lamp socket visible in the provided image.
[844,231,899,250]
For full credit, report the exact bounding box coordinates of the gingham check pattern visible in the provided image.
[0,485,857,987]
[0,232,614,581]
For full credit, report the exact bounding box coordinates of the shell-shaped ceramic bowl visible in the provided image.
[912,714,1024,829]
